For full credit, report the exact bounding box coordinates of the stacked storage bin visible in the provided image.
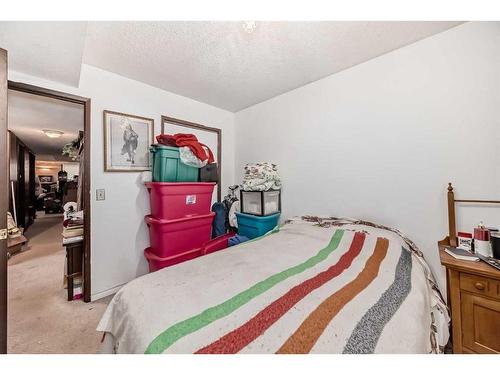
[236,190,281,239]
[144,144,217,271]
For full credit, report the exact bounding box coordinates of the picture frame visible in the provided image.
[161,115,222,202]
[38,175,53,183]
[103,110,154,172]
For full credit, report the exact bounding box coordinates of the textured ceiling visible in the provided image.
[0,21,462,112]
[8,89,84,157]
[0,21,88,86]
[83,21,462,111]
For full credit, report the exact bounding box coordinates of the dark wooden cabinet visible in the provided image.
[8,131,36,231]
[64,241,83,301]
[440,248,500,354]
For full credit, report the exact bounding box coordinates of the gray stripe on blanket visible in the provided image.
[342,247,412,354]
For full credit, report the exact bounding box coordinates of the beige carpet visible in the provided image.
[7,212,112,354]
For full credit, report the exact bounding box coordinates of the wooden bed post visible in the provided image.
[447,183,457,247]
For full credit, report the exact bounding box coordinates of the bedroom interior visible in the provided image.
[0,1,499,372]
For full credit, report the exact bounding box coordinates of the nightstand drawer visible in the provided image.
[460,272,499,299]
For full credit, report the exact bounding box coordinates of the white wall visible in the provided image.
[9,65,235,300]
[235,22,500,292]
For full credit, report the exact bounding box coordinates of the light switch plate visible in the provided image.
[96,189,106,201]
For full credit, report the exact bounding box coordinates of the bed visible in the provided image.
[97,216,450,354]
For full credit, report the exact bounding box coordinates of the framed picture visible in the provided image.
[103,110,154,172]
[39,175,53,183]
[161,115,222,202]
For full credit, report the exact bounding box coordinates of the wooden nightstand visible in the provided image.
[439,183,500,353]
[440,246,500,353]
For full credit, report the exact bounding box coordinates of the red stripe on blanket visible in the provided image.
[195,231,366,354]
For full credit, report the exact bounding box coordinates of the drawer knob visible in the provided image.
[474,282,485,290]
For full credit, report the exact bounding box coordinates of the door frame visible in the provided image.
[7,81,92,304]
[0,48,8,354]
[161,115,222,202]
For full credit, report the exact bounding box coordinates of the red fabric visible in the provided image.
[156,133,215,163]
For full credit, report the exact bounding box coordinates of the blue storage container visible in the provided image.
[235,212,280,239]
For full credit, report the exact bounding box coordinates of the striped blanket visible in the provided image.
[97,217,449,354]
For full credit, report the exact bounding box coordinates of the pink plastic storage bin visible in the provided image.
[203,232,237,255]
[144,232,236,272]
[145,212,215,257]
[145,182,215,220]
[144,247,203,272]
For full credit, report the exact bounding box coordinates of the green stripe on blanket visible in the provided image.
[145,229,345,354]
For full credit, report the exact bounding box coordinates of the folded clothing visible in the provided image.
[241,162,281,191]
[156,133,215,164]
[179,146,208,168]
[63,235,84,245]
[62,227,84,238]
[63,218,84,228]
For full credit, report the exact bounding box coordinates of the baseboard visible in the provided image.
[91,284,124,301]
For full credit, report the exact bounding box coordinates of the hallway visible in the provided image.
[7,213,110,353]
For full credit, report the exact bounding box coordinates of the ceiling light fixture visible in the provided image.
[242,21,257,34]
[42,129,64,138]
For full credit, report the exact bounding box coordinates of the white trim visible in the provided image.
[91,284,123,301]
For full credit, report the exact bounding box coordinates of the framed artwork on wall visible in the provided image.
[161,115,222,202]
[103,110,154,172]
[38,175,53,183]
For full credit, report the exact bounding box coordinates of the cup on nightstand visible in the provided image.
[474,226,492,258]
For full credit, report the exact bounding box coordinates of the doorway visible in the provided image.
[7,82,92,302]
[0,49,92,353]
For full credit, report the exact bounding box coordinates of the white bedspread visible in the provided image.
[97,217,449,354]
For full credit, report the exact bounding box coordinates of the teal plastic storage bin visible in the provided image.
[235,212,280,239]
[150,144,199,182]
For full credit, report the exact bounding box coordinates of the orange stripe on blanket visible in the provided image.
[276,237,389,354]
[195,232,366,354]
